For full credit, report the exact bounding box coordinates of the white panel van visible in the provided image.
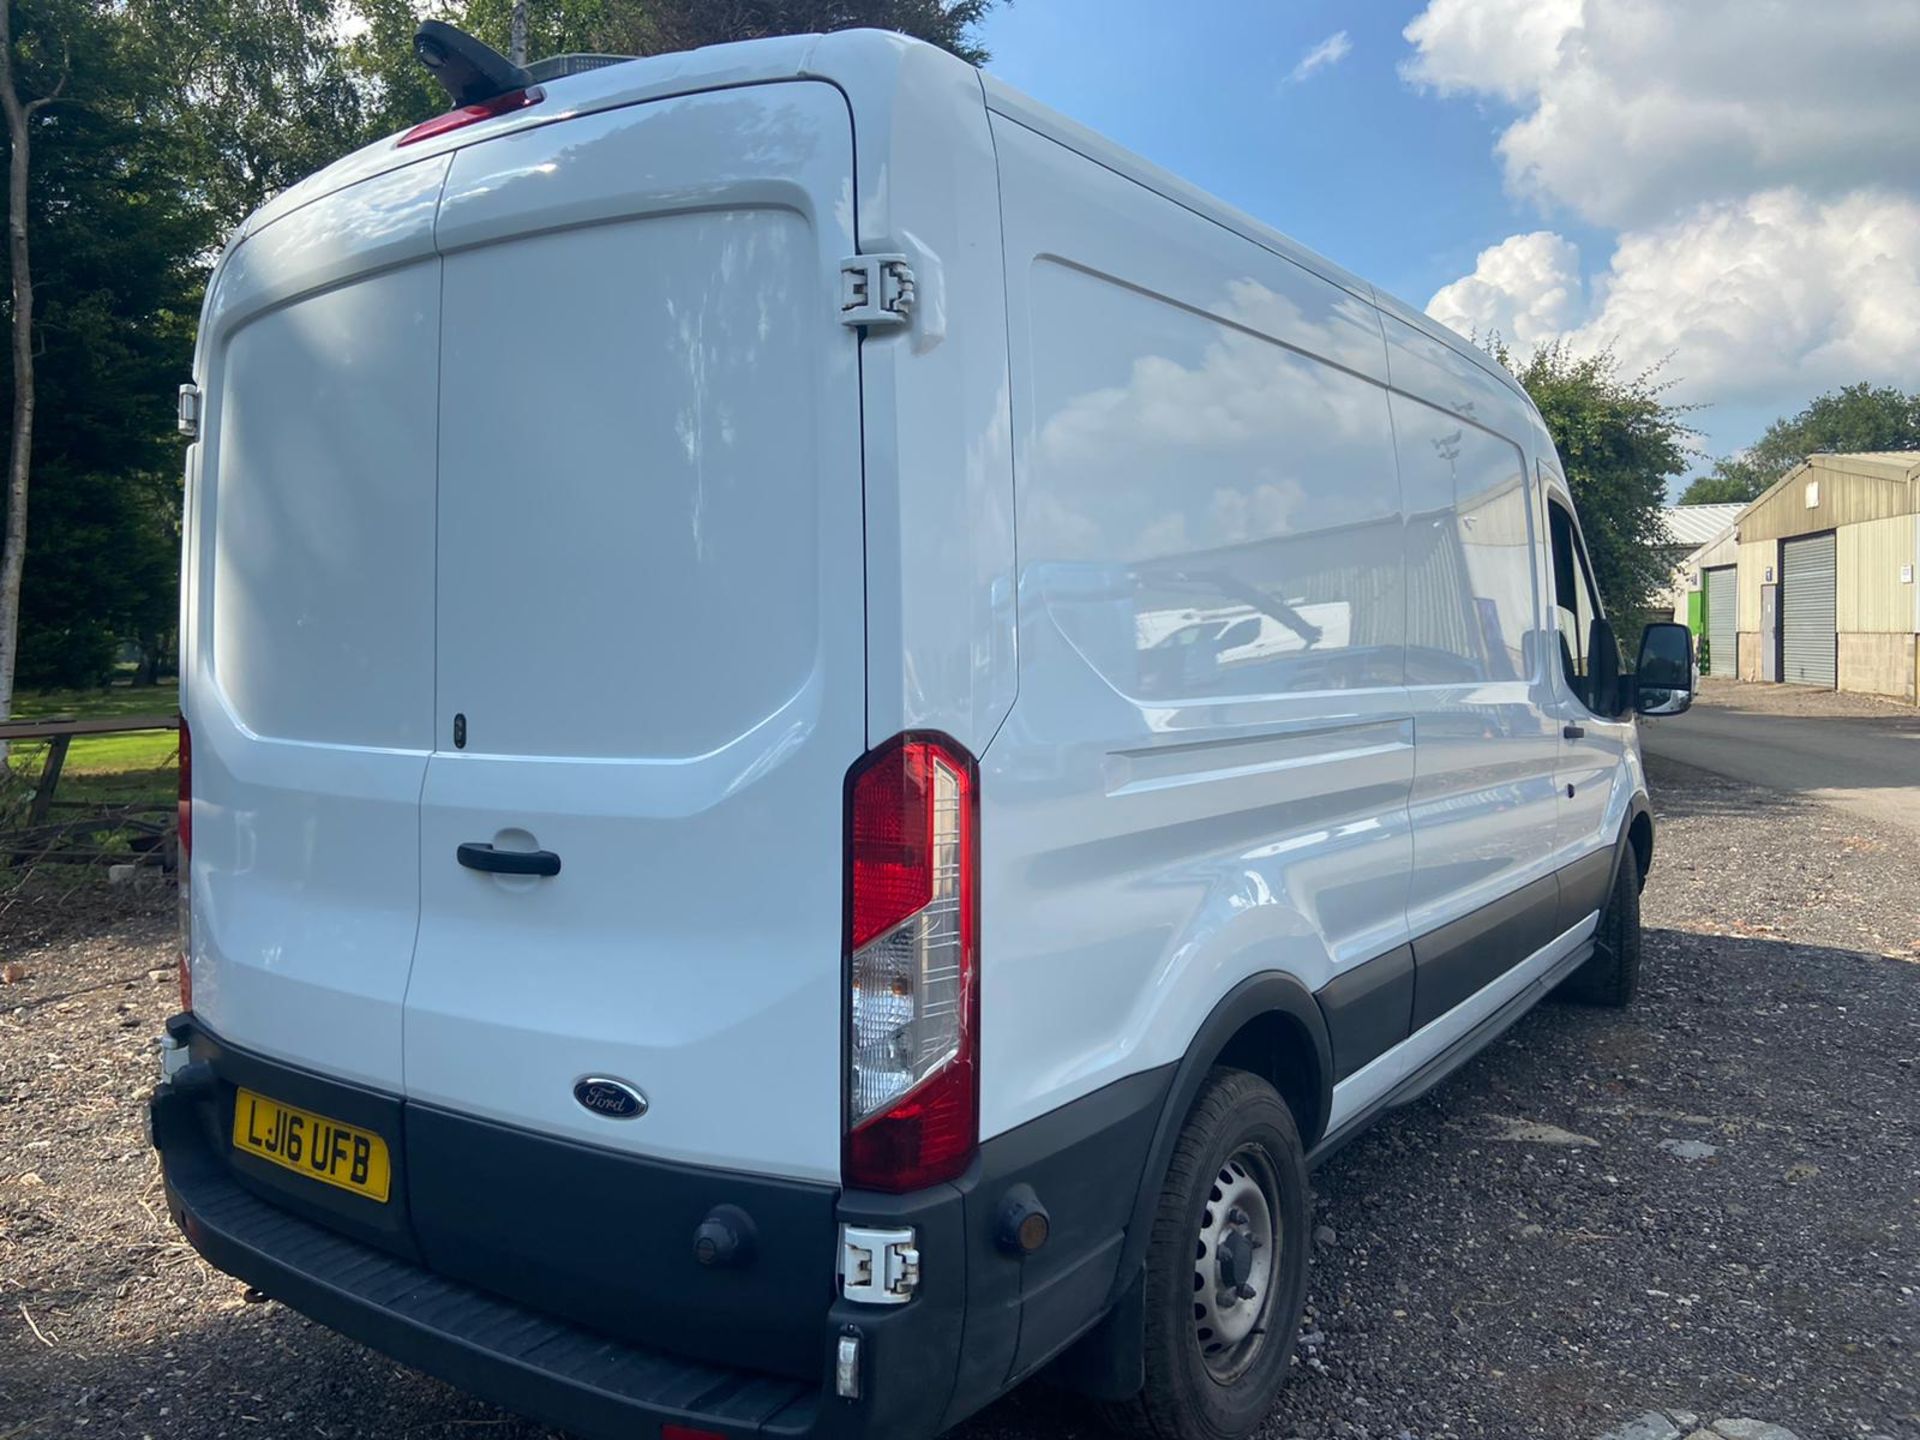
[153,25,1697,1440]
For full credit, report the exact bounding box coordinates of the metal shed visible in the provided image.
[1728,452,1920,699]
[1671,515,1740,674]
[1703,563,1738,678]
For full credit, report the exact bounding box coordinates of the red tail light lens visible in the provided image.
[177,716,192,1012]
[849,742,937,949]
[843,734,978,1193]
[396,86,544,148]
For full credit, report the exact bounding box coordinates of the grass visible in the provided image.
[6,680,180,810]
[11,681,179,722]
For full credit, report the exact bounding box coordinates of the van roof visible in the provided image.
[237,28,1522,407]
[976,73,1526,405]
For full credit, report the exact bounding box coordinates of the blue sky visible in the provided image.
[975,0,1920,485]
[978,1,1582,307]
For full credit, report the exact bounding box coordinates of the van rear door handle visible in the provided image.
[457,842,561,877]
[1562,724,1585,739]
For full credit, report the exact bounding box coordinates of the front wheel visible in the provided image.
[1099,1068,1309,1440]
[1556,844,1642,1006]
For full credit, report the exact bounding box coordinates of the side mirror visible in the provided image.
[1635,621,1694,716]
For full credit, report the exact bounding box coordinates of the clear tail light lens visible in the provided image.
[177,716,192,1012]
[843,734,978,1193]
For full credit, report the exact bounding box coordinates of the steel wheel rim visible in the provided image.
[1191,1144,1280,1383]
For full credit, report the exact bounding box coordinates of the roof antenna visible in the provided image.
[413,19,534,107]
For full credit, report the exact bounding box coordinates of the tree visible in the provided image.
[143,0,380,234]
[613,0,995,65]
[1671,468,1752,505]
[1,0,999,711]
[0,0,180,705]
[1678,382,1920,505]
[0,0,75,725]
[345,0,996,135]
[3,0,203,692]
[1497,340,1695,625]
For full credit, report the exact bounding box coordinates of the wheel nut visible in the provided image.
[1236,1282,1256,1301]
[1227,1206,1249,1226]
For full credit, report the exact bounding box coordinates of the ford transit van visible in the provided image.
[152,25,1696,1440]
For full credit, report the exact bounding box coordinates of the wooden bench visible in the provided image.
[0,714,179,824]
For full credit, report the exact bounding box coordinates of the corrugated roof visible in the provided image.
[1660,503,1745,547]
[1807,450,1920,478]
[1731,449,1920,531]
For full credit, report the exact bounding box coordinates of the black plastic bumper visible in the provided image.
[158,1121,821,1436]
[150,1018,1171,1440]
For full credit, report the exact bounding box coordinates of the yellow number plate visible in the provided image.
[231,1088,392,1203]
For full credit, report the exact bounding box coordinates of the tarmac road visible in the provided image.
[1639,678,1920,834]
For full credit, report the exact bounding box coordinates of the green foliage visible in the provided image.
[1494,339,1695,624]
[343,0,995,134]
[1672,470,1753,505]
[634,0,995,65]
[6,0,995,699]
[16,471,178,687]
[1678,382,1920,505]
[145,0,383,232]
[3,0,206,691]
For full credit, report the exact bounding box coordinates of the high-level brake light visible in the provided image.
[396,86,543,147]
[843,734,978,1193]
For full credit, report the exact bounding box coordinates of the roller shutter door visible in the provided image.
[1703,566,1736,677]
[1780,532,1837,687]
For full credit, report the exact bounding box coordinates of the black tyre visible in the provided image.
[1555,844,1641,1006]
[1098,1068,1309,1440]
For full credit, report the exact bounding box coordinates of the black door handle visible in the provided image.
[457,842,561,877]
[1562,724,1585,740]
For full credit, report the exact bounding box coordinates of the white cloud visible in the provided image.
[1427,231,1583,351]
[1403,0,1920,228]
[1402,0,1578,104]
[1410,0,1920,447]
[1285,30,1352,86]
[1426,189,1920,408]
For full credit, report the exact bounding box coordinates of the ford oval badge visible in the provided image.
[573,1076,648,1120]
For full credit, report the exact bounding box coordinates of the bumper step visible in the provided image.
[159,1094,820,1439]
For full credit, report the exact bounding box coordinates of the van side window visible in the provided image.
[1023,261,1406,701]
[1392,395,1537,685]
[1546,495,1605,708]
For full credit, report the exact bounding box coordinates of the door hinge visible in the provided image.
[839,254,914,329]
[838,1223,919,1304]
[177,382,201,438]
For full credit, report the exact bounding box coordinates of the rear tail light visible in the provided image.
[396,86,543,147]
[843,734,978,1193]
[177,717,192,1012]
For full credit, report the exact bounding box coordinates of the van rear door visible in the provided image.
[185,158,450,1092]
[402,83,866,1183]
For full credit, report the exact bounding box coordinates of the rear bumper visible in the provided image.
[157,1124,821,1435]
[150,1017,1169,1440]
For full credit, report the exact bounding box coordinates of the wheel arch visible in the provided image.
[1621,791,1653,891]
[1115,973,1328,1295]
[1052,972,1330,1401]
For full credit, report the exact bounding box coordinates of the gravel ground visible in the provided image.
[3,755,1917,1440]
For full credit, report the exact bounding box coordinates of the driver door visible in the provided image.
[1541,468,1632,925]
